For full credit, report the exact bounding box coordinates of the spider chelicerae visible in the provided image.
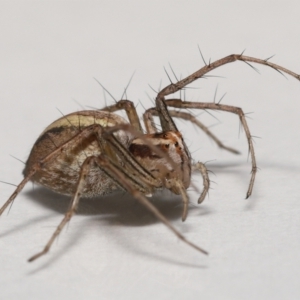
[1,53,299,262]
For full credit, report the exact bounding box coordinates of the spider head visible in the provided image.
[129,130,191,193]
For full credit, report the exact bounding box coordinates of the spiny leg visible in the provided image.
[165,99,256,198]
[169,110,240,155]
[155,54,300,132]
[95,155,208,255]
[100,99,143,132]
[159,54,300,99]
[0,168,37,216]
[143,107,240,154]
[28,156,96,262]
[143,108,158,134]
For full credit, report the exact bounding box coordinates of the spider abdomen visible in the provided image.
[23,110,131,197]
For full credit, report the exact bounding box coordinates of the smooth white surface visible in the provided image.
[0,1,300,299]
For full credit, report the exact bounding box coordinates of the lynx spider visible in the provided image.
[1,53,299,262]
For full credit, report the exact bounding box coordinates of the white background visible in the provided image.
[0,1,300,299]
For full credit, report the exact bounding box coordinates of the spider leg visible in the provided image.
[143,107,158,134]
[174,180,189,221]
[169,110,240,154]
[155,54,300,132]
[180,185,189,221]
[28,155,95,262]
[159,54,300,100]
[165,99,256,199]
[0,169,36,216]
[144,107,240,154]
[100,99,143,132]
[95,154,208,255]
[193,162,210,204]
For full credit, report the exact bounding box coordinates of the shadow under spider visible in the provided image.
[24,187,212,228]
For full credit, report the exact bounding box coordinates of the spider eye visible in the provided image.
[166,144,169,148]
[174,142,178,147]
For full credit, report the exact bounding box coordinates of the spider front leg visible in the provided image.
[165,99,256,199]
[154,53,300,199]
[158,54,300,99]
[155,54,300,133]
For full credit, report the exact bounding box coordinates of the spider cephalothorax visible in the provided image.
[129,131,191,192]
[1,53,299,262]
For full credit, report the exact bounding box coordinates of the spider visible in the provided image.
[1,53,299,262]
